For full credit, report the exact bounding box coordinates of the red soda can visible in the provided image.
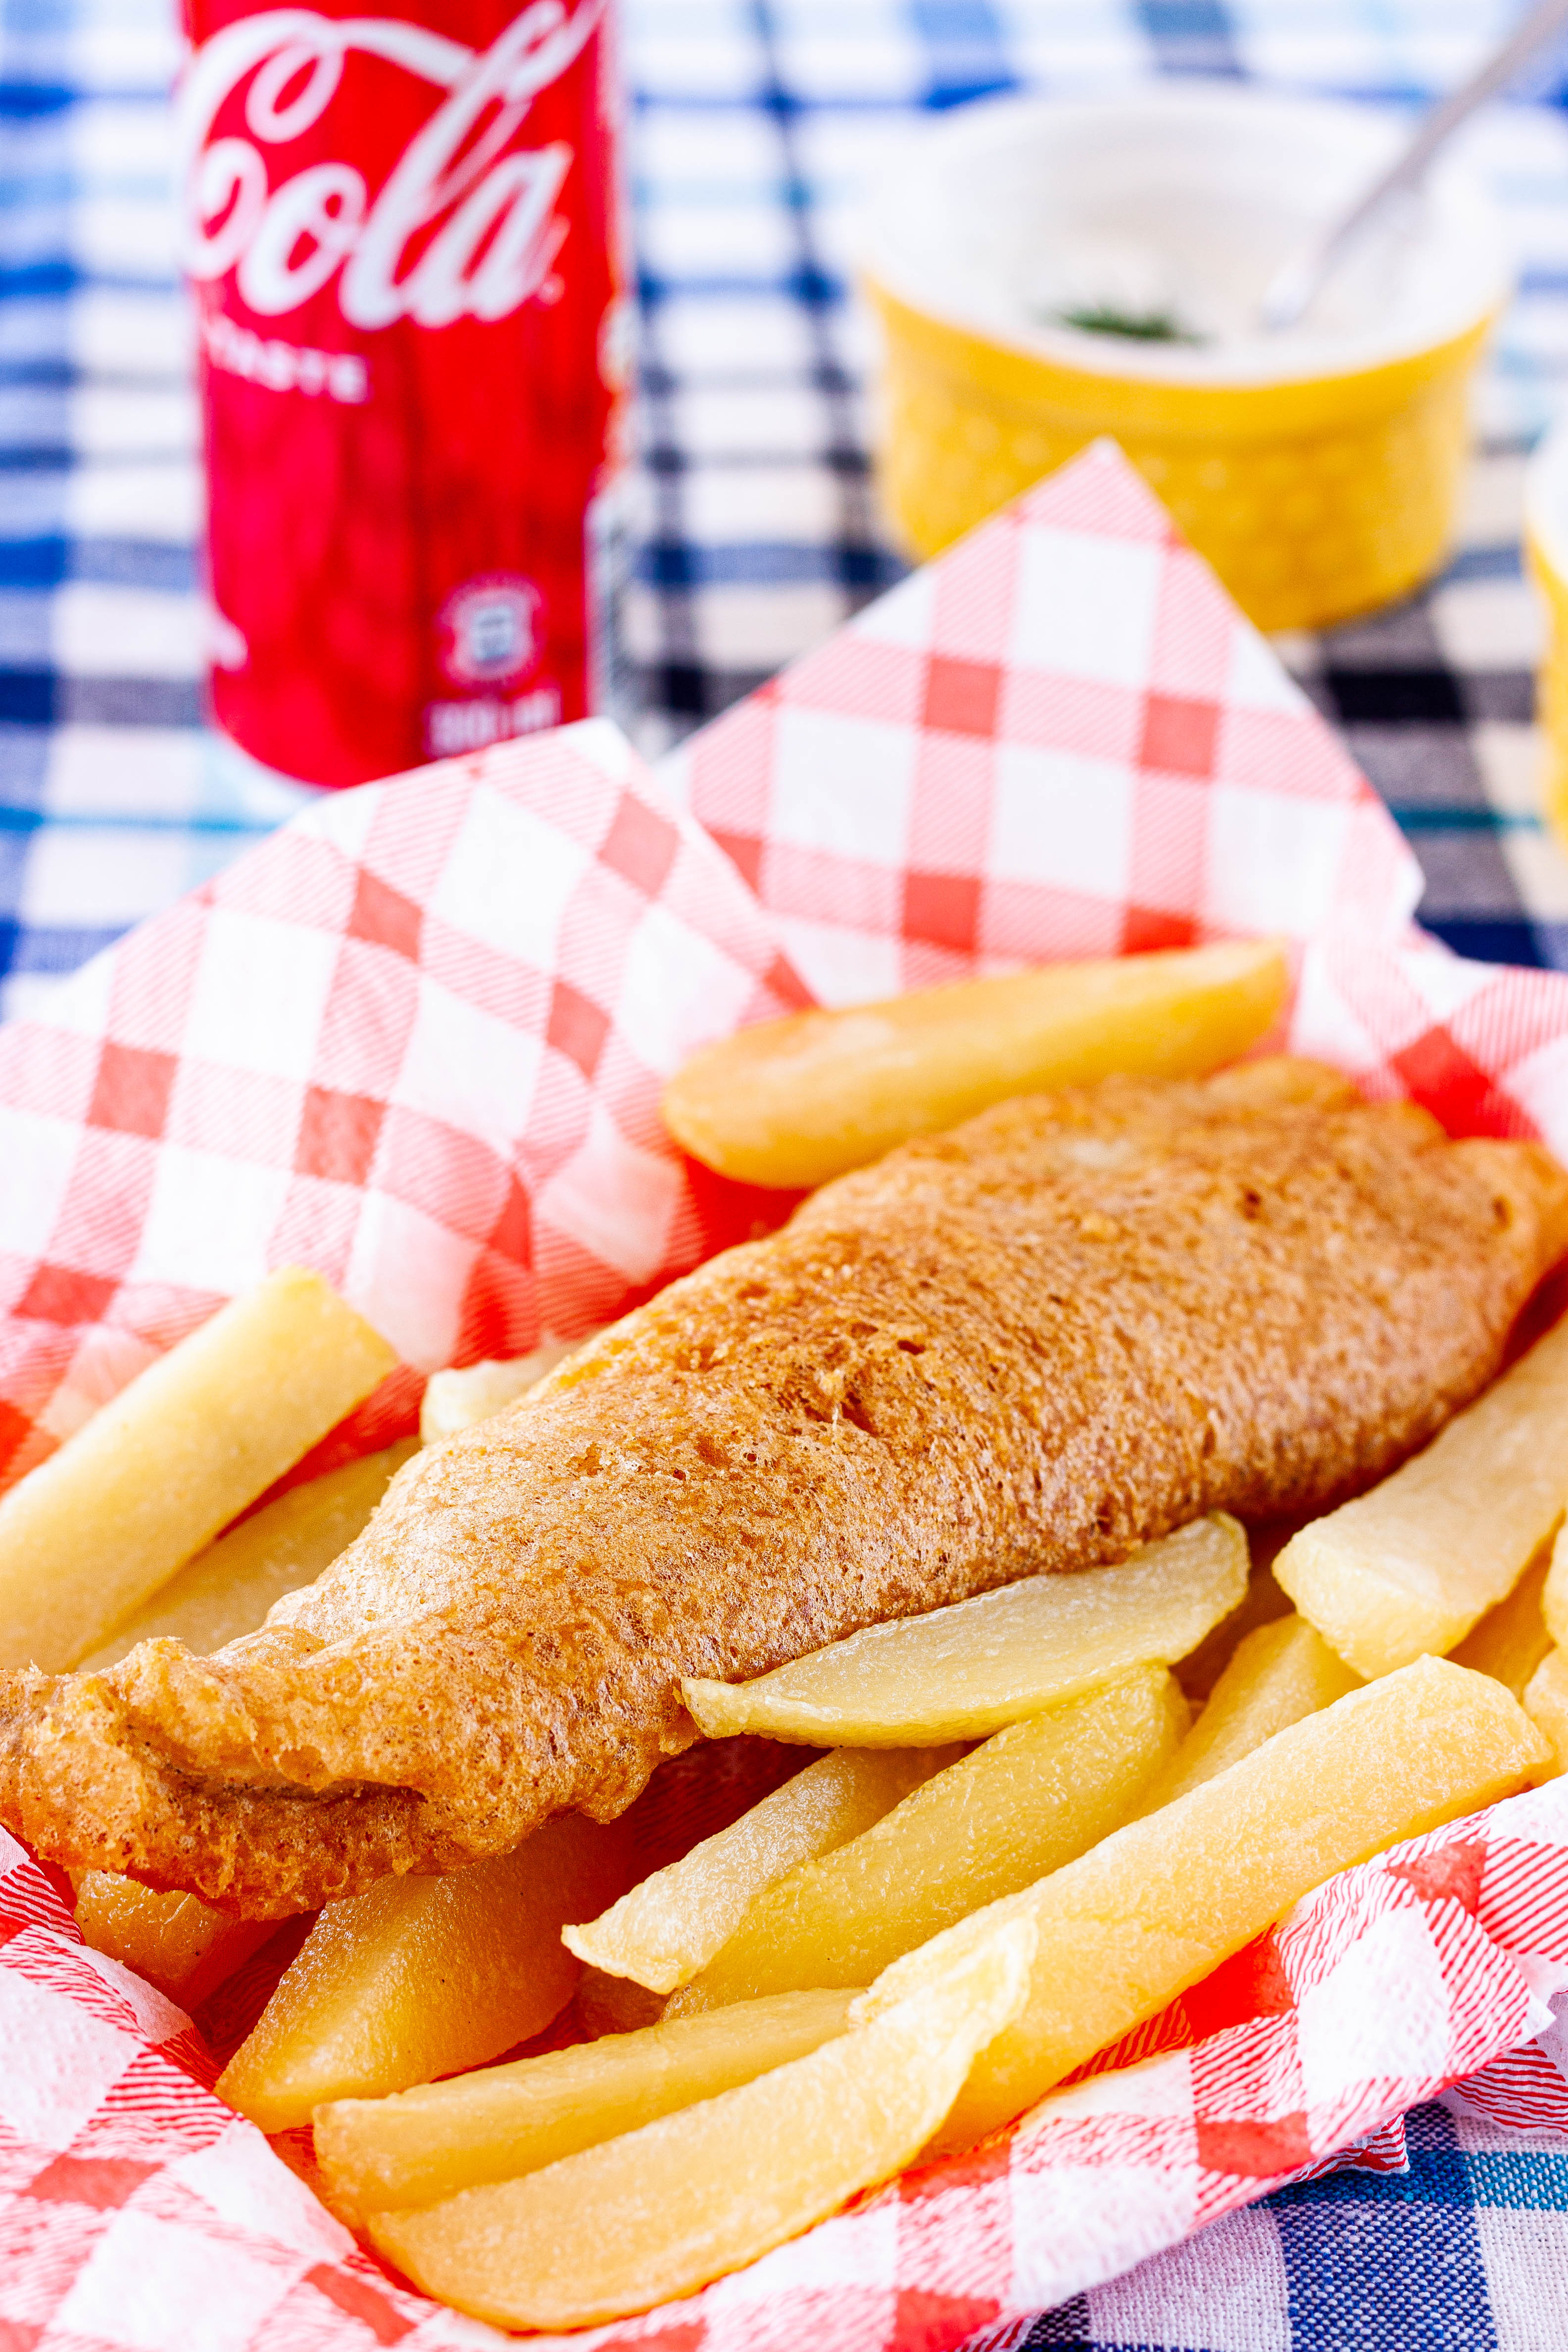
[176,0,630,786]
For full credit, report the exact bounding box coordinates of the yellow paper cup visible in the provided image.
[859,88,1509,633]
[1526,418,1568,854]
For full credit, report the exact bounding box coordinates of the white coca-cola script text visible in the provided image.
[178,2,602,329]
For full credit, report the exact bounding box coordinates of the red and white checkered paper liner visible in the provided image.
[658,439,1424,1004]
[7,438,1568,2350]
[0,720,808,1484]
[3,1793,1567,2352]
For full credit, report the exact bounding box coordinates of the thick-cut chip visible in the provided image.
[80,1441,419,1671]
[421,1340,595,1442]
[1275,1314,1568,1679]
[316,1986,856,2220]
[1451,1544,1554,1700]
[666,1666,1185,2015]
[662,941,1290,1188]
[75,1876,273,2009]
[1176,1560,1293,1703]
[682,1515,1246,1746]
[857,1657,1547,2156]
[368,1920,1035,2330]
[1524,1647,1568,1776]
[217,1814,629,2133]
[564,1746,952,1994]
[0,1268,397,1672]
[1134,1616,1359,1815]
[1539,1520,1568,1653]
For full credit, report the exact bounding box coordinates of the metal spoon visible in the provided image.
[1259,0,1568,335]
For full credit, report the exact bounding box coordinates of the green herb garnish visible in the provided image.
[1050,303,1204,344]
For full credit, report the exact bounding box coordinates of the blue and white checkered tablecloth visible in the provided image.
[9,0,1568,2343]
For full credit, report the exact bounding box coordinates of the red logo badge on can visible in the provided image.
[438,574,544,688]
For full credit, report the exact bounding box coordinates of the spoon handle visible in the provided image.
[1260,0,1568,335]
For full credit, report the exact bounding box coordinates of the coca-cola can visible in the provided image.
[178,0,631,786]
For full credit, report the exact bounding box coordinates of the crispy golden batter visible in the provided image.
[2,1061,1564,1917]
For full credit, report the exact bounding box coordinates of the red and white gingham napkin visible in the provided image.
[0,721,808,1484]
[2,1794,1565,2352]
[5,440,1568,2352]
[658,440,1423,1000]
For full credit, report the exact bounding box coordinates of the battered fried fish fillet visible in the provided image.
[3,1061,1565,1918]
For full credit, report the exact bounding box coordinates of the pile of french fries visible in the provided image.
[6,938,1568,2331]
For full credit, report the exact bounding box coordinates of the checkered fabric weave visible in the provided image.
[9,442,1568,2349]
[9,0,1568,1021]
[12,0,1568,1023]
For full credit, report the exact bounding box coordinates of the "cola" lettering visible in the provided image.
[177,2,600,329]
